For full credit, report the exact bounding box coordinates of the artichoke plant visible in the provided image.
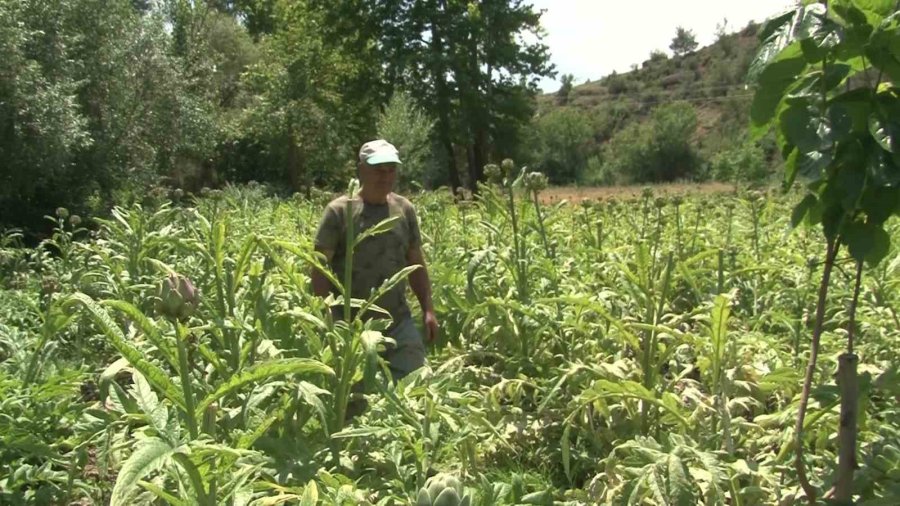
[155,273,199,321]
[416,473,470,506]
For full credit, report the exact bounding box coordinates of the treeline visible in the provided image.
[1,0,779,233]
[0,0,552,231]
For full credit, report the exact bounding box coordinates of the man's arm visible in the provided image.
[311,248,334,297]
[407,245,438,342]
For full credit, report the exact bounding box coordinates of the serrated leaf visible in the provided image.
[102,300,178,371]
[667,454,693,506]
[195,358,333,418]
[357,264,420,319]
[138,481,186,506]
[110,438,174,506]
[131,372,169,437]
[353,215,400,247]
[67,293,186,411]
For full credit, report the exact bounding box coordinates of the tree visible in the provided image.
[532,108,594,183]
[669,26,698,56]
[556,73,574,105]
[749,2,900,502]
[311,0,554,191]
[0,0,221,232]
[238,0,364,190]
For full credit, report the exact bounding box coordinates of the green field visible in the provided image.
[1,181,898,505]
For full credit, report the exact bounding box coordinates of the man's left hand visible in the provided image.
[424,310,439,343]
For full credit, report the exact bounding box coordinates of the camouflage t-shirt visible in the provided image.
[314,193,421,327]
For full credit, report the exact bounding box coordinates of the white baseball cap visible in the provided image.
[358,139,402,165]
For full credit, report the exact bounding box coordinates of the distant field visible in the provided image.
[539,181,735,203]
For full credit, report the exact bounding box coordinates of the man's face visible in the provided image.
[359,161,398,196]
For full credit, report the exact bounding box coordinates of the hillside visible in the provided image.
[527,22,778,185]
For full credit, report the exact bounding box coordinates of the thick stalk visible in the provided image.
[641,253,674,435]
[176,322,199,440]
[795,238,838,504]
[833,260,863,502]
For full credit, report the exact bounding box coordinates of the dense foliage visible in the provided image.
[1,178,899,504]
[0,0,554,234]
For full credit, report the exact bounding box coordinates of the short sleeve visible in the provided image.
[314,203,342,252]
[406,202,421,249]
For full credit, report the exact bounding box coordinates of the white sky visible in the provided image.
[529,0,794,92]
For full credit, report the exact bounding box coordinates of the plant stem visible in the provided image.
[795,238,838,505]
[176,322,199,440]
[833,259,863,502]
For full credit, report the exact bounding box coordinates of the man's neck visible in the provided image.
[358,186,389,204]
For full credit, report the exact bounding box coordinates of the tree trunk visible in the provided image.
[833,352,858,503]
[832,259,863,503]
[429,0,461,191]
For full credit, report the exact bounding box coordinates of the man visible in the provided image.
[311,139,438,380]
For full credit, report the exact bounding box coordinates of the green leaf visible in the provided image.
[749,10,800,81]
[353,215,400,247]
[131,372,169,438]
[195,358,333,418]
[67,293,186,411]
[138,481,186,506]
[843,221,892,265]
[667,454,693,506]
[781,101,822,152]
[750,56,808,137]
[357,264,421,318]
[561,424,572,483]
[102,300,178,371]
[300,480,318,506]
[792,194,818,227]
[232,234,259,293]
[866,25,900,82]
[850,0,896,24]
[869,114,899,153]
[110,438,174,506]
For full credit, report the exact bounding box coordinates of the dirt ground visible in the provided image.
[538,182,736,204]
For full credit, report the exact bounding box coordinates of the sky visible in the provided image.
[528,0,794,92]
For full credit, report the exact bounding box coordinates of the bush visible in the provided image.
[709,140,769,182]
[600,102,701,183]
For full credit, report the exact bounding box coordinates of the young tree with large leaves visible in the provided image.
[750,1,900,503]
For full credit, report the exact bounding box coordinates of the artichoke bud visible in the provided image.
[500,158,515,175]
[55,207,69,219]
[641,187,654,199]
[524,172,548,192]
[417,473,469,506]
[483,164,501,183]
[654,197,667,209]
[155,273,199,321]
[69,215,82,227]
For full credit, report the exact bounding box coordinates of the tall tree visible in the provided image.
[306,0,554,190]
[449,0,554,189]
[670,26,698,56]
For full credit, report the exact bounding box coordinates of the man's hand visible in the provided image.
[423,310,439,343]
